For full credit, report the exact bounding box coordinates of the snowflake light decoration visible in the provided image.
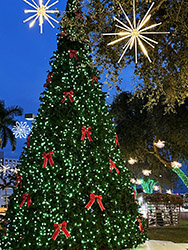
[10,168,21,175]
[12,121,31,139]
[154,140,165,149]
[23,0,59,34]
[0,165,10,176]
[103,0,169,63]
[130,178,136,184]
[153,185,159,191]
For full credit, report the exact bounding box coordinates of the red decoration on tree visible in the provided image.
[81,126,93,141]
[2,220,9,237]
[92,75,98,84]
[69,49,78,60]
[44,73,54,87]
[115,134,120,146]
[85,193,105,211]
[133,188,136,201]
[75,11,83,21]
[60,29,66,38]
[51,221,71,240]
[20,193,31,208]
[15,175,22,189]
[61,91,75,103]
[42,151,54,169]
[109,159,119,174]
[137,218,143,233]
[27,135,30,148]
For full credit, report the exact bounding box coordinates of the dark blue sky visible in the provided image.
[0,0,133,159]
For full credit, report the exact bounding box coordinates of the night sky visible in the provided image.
[0,0,187,193]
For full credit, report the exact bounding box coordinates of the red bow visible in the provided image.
[61,91,74,103]
[51,221,71,240]
[109,159,119,174]
[42,151,54,169]
[137,218,143,233]
[20,193,31,208]
[75,11,83,21]
[81,126,93,142]
[3,220,9,237]
[27,135,30,148]
[69,49,78,60]
[60,29,66,38]
[85,193,105,211]
[44,73,53,87]
[133,188,137,201]
[115,134,120,146]
[92,75,98,84]
[15,174,22,189]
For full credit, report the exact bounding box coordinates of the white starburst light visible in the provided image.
[23,0,59,34]
[103,0,169,63]
[12,121,31,139]
[0,165,10,176]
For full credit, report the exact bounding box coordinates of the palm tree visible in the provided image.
[0,101,23,151]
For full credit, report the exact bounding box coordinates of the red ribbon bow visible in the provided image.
[75,11,83,21]
[51,221,71,240]
[27,135,30,148]
[3,220,9,237]
[115,134,120,146]
[92,75,98,84]
[69,49,78,60]
[133,188,137,201]
[85,193,105,211]
[42,151,54,169]
[109,159,119,174]
[15,174,22,189]
[81,126,93,142]
[61,91,74,103]
[20,193,31,208]
[44,73,53,87]
[137,218,143,233]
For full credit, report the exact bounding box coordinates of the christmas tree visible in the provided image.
[1,0,147,249]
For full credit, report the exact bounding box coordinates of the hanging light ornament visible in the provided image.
[103,0,169,63]
[23,0,59,34]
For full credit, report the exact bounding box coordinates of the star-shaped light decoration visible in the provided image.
[103,0,170,63]
[154,140,165,149]
[142,169,151,176]
[23,0,59,34]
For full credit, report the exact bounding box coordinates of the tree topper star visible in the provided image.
[23,0,59,34]
[103,0,169,63]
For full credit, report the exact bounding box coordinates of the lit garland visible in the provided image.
[172,168,188,188]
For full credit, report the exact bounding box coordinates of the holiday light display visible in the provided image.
[23,0,59,33]
[2,0,147,249]
[103,0,169,63]
[12,121,31,139]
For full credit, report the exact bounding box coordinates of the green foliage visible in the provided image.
[0,101,23,151]
[111,91,188,188]
[1,1,147,249]
[78,0,188,111]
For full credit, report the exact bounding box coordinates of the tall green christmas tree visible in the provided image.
[1,0,147,249]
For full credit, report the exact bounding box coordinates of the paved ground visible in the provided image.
[132,241,188,250]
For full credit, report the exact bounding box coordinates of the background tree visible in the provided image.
[1,1,147,249]
[0,101,23,151]
[73,0,188,111]
[111,91,188,188]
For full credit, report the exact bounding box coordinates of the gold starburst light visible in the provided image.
[23,0,59,34]
[103,0,170,63]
